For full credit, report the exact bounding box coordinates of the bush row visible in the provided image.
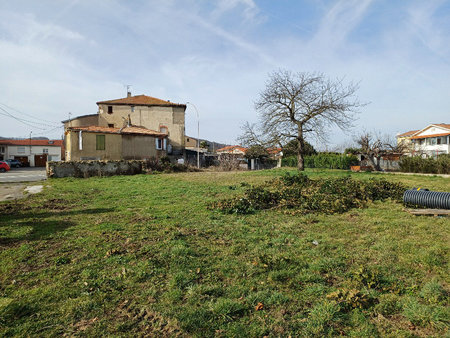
[211,173,406,214]
[399,155,450,174]
[282,153,359,170]
[145,157,197,173]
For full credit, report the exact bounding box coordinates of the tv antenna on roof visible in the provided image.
[124,84,132,97]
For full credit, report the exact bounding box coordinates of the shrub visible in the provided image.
[282,153,359,169]
[218,154,242,171]
[399,155,450,174]
[210,173,406,214]
[144,157,195,173]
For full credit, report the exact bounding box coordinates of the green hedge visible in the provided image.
[399,155,450,174]
[282,153,359,170]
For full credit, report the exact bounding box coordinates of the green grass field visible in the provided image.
[0,169,449,336]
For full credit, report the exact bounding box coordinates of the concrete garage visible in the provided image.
[0,139,63,167]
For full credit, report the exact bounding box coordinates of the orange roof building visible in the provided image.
[397,123,450,157]
[0,139,64,166]
[63,92,187,160]
[216,145,247,155]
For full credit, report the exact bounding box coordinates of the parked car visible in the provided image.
[5,159,22,168]
[0,161,10,172]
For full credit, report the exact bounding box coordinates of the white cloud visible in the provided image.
[0,1,448,145]
[212,0,260,22]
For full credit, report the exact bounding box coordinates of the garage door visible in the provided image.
[34,154,48,167]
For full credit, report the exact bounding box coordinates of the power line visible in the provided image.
[0,107,60,129]
[0,109,48,130]
[0,102,61,125]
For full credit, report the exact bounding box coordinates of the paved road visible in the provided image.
[0,167,47,183]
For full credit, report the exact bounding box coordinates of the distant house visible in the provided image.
[397,123,450,157]
[267,147,283,159]
[65,126,167,161]
[184,136,208,153]
[0,139,63,167]
[216,145,247,156]
[63,92,186,160]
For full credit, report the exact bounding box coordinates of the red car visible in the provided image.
[0,161,10,172]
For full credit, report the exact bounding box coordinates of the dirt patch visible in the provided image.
[41,198,74,211]
[0,184,25,202]
[114,299,183,336]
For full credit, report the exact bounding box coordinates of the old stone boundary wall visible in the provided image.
[47,160,146,178]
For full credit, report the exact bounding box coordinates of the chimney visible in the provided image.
[127,91,132,98]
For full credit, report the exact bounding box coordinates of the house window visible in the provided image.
[96,135,106,150]
[18,146,25,153]
[131,106,134,112]
[43,148,48,153]
[437,136,447,145]
[107,106,113,114]
[108,124,115,128]
[160,126,168,134]
[156,138,163,150]
[0,146,4,153]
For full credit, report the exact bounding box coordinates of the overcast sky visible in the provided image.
[0,0,449,149]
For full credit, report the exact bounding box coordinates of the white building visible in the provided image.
[0,139,63,167]
[397,124,450,157]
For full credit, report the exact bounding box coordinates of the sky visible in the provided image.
[0,0,449,149]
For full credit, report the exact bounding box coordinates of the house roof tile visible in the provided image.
[96,95,186,108]
[67,125,167,137]
[216,145,247,153]
[397,130,419,137]
[0,139,63,146]
[434,123,450,129]
[411,132,450,140]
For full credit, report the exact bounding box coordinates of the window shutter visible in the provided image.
[96,135,105,150]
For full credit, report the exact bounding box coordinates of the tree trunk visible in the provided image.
[368,154,381,171]
[297,126,304,171]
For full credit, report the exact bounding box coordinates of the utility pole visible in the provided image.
[186,102,200,168]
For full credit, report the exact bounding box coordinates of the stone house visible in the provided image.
[65,126,167,161]
[63,92,186,160]
[0,139,63,166]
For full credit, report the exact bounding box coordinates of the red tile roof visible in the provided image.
[96,95,186,108]
[397,130,419,138]
[67,125,167,137]
[434,123,450,129]
[121,126,167,136]
[216,145,247,153]
[0,139,63,146]
[411,132,450,140]
[267,147,282,155]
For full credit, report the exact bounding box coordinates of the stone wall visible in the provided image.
[47,160,146,178]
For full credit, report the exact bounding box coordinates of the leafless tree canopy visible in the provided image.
[356,132,409,171]
[239,70,363,170]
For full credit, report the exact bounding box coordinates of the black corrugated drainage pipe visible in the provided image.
[403,188,450,209]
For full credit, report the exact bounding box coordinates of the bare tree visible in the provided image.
[356,132,408,171]
[240,70,363,171]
